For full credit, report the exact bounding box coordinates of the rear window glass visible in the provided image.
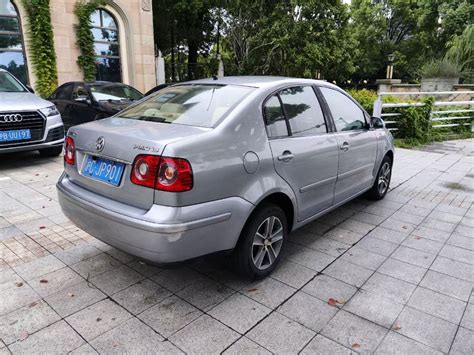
[118,84,254,128]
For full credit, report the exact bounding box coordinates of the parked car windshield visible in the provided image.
[0,72,27,93]
[89,83,143,102]
[118,84,255,128]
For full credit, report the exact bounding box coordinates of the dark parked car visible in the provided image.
[49,81,143,131]
[144,83,174,96]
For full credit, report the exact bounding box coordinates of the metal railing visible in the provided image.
[372,91,474,132]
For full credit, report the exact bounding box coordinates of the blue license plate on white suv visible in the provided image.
[0,129,31,142]
[82,155,125,186]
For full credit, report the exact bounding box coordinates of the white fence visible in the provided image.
[372,91,474,132]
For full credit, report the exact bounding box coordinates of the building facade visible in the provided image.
[0,0,156,93]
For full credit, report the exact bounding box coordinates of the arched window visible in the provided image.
[90,8,121,82]
[0,0,28,84]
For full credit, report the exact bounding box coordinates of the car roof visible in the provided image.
[181,76,340,90]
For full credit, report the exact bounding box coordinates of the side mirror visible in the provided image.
[26,85,35,93]
[74,95,91,105]
[371,116,385,129]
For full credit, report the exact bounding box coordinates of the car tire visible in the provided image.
[39,146,62,157]
[367,155,392,200]
[231,203,287,279]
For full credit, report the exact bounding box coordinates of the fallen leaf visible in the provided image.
[39,226,46,230]
[29,301,38,308]
[39,279,48,284]
[96,317,102,322]
[351,343,361,349]
[393,322,401,331]
[68,292,75,297]
[328,298,338,306]
[402,226,408,229]
[19,331,29,341]
[16,282,23,287]
[247,288,258,292]
[414,236,421,240]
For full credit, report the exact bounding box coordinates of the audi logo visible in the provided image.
[0,114,23,123]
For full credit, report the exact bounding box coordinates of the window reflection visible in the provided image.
[90,9,121,82]
[0,0,28,84]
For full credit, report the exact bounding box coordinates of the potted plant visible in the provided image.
[420,59,461,91]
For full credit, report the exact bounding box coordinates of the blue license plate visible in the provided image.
[0,129,31,142]
[82,155,125,186]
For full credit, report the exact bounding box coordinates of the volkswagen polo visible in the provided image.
[57,77,394,279]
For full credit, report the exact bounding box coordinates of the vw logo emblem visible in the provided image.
[0,114,23,123]
[96,136,105,152]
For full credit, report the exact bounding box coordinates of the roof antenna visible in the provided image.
[212,75,218,80]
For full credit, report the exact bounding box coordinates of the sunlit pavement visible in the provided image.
[0,139,473,354]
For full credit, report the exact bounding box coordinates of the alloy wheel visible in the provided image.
[251,216,284,270]
[378,162,391,195]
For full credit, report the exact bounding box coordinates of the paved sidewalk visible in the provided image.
[0,139,473,354]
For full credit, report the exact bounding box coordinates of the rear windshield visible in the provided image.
[89,84,143,102]
[118,84,254,128]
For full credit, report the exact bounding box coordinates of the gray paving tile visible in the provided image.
[324,227,364,245]
[448,234,474,251]
[29,267,83,297]
[460,216,474,228]
[321,310,387,353]
[138,295,203,338]
[339,219,375,234]
[403,236,444,256]
[408,287,466,324]
[340,246,387,270]
[150,267,207,293]
[44,281,105,317]
[378,258,427,285]
[366,226,409,244]
[0,300,60,345]
[7,320,84,354]
[71,253,121,279]
[352,211,387,225]
[0,269,22,292]
[54,244,102,265]
[287,246,335,271]
[362,272,416,304]
[461,304,474,331]
[111,279,171,315]
[398,204,431,217]
[243,277,295,309]
[89,264,144,296]
[420,270,472,302]
[395,307,457,353]
[344,290,404,328]
[357,237,398,256]
[69,343,98,355]
[430,256,474,283]
[270,260,317,288]
[66,299,131,342]
[90,317,182,354]
[428,210,463,224]
[169,315,239,355]
[302,273,357,307]
[391,246,436,268]
[380,218,416,234]
[439,244,474,265]
[209,293,271,334]
[177,276,234,311]
[324,259,373,287]
[12,255,65,281]
[301,334,352,355]
[223,337,271,355]
[411,226,451,243]
[455,224,472,238]
[391,211,426,225]
[105,248,136,264]
[278,291,337,332]
[434,203,467,217]
[375,331,442,354]
[127,259,163,277]
[301,236,351,257]
[0,283,39,316]
[247,312,315,354]
[420,218,456,233]
[450,327,474,355]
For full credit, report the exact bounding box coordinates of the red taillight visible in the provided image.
[130,155,193,192]
[64,137,75,165]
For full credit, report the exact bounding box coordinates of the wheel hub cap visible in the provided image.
[251,216,284,270]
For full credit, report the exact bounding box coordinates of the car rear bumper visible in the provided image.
[57,173,253,263]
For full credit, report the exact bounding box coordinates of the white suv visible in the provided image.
[0,69,64,156]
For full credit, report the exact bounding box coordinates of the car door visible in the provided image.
[265,86,339,221]
[69,83,99,128]
[49,83,74,129]
[319,86,378,204]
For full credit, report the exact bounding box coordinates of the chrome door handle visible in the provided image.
[340,142,350,151]
[277,151,294,161]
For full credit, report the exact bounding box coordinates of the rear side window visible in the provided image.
[320,87,366,132]
[279,86,327,136]
[119,84,254,128]
[53,84,73,100]
[263,95,288,138]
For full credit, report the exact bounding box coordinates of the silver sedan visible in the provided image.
[57,76,394,279]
